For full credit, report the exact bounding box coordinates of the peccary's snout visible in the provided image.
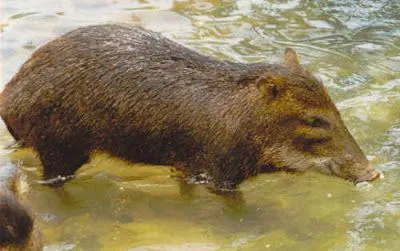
[324,151,382,185]
[354,163,382,184]
[338,127,382,184]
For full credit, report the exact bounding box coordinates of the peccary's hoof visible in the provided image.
[37,175,75,187]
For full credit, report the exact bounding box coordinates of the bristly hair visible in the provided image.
[0,192,34,248]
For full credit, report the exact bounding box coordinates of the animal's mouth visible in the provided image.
[354,169,382,184]
[260,160,383,185]
[323,159,382,184]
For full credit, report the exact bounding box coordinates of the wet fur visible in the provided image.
[0,24,374,190]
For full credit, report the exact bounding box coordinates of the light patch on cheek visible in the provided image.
[311,157,335,175]
[262,144,313,172]
[262,144,346,178]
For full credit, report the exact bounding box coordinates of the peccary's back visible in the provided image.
[0,24,269,163]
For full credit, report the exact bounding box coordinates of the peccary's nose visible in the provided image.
[355,164,382,184]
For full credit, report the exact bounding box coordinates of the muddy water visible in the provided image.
[0,0,399,250]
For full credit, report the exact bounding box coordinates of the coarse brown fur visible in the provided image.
[0,24,379,190]
[0,164,42,251]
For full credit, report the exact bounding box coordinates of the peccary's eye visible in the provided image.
[305,116,330,129]
[271,85,278,98]
[299,137,332,152]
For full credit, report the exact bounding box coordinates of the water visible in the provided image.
[0,0,399,250]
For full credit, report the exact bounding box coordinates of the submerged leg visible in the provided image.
[178,178,197,199]
[36,141,90,187]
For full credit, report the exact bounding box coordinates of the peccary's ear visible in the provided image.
[256,76,279,100]
[283,48,301,68]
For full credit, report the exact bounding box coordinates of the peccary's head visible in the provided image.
[252,48,380,184]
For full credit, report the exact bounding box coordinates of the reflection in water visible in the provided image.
[0,0,399,250]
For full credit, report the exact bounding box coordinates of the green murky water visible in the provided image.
[1,0,399,250]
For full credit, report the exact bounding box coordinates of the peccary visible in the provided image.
[0,164,42,250]
[0,24,380,190]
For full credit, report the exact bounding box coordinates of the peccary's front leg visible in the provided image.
[207,142,259,192]
[35,140,90,187]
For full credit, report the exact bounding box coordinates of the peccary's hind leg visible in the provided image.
[36,141,90,187]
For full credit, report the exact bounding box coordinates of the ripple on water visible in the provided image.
[128,243,219,251]
[347,197,400,250]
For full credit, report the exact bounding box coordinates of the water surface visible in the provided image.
[1,0,399,250]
